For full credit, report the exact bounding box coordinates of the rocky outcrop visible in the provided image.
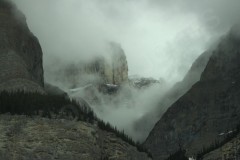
[51,42,128,89]
[107,42,128,85]
[0,0,44,93]
[144,27,240,160]
[0,115,150,160]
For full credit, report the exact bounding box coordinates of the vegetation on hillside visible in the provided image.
[0,91,151,158]
[196,123,240,159]
[164,123,240,160]
[165,149,188,160]
[0,91,94,122]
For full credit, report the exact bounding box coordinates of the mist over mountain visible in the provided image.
[10,0,240,142]
[12,0,221,84]
[0,1,151,159]
[1,0,240,159]
[144,27,240,159]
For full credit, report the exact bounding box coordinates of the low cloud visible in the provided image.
[11,0,228,84]
[11,0,240,141]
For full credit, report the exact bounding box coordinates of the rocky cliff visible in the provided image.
[0,115,150,160]
[85,42,128,86]
[107,42,128,85]
[0,0,44,93]
[144,27,240,160]
[49,42,128,90]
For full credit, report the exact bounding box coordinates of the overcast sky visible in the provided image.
[12,0,240,84]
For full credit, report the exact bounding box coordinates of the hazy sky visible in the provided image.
[12,0,240,84]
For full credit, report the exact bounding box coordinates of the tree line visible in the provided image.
[0,91,151,158]
[164,122,240,160]
[196,122,240,159]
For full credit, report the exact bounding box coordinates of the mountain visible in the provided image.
[0,0,44,93]
[46,42,128,90]
[167,51,212,105]
[0,1,151,159]
[107,42,128,85]
[144,27,240,159]
[156,50,212,119]
[133,50,211,142]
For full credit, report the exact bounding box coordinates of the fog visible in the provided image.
[12,0,240,82]
[12,0,240,141]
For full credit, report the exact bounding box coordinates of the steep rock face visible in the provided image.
[49,42,128,89]
[86,42,129,85]
[144,28,240,159]
[0,115,150,160]
[107,42,128,85]
[0,0,44,92]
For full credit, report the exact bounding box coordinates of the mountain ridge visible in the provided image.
[144,28,240,159]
